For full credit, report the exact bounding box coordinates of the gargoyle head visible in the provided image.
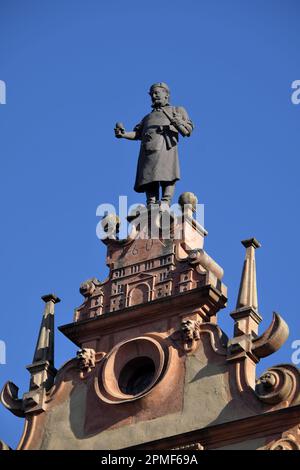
[79,278,98,298]
[181,319,197,341]
[76,348,96,371]
[260,372,276,389]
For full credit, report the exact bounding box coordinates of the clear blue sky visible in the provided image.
[0,0,299,448]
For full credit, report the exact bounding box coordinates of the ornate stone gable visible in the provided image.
[1,196,299,451]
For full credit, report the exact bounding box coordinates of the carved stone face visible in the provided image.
[260,372,276,388]
[79,280,96,298]
[77,349,87,369]
[150,87,169,107]
[181,320,195,340]
[76,348,95,371]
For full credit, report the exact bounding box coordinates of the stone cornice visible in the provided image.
[59,285,227,346]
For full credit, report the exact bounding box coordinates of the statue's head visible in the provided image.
[149,82,170,107]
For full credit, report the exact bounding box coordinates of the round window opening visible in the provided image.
[97,336,168,404]
[118,356,156,395]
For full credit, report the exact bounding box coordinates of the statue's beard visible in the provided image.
[152,98,168,108]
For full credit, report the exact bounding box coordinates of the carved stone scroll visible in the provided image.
[252,312,289,359]
[255,364,300,406]
[0,381,24,418]
[261,425,300,450]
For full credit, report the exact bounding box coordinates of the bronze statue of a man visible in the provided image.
[115,82,194,206]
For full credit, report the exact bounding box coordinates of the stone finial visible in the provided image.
[1,294,61,416]
[228,238,262,363]
[31,294,60,367]
[178,192,198,212]
[41,294,61,304]
[80,279,97,298]
[24,294,61,411]
[236,238,261,311]
[228,240,288,374]
[101,213,120,235]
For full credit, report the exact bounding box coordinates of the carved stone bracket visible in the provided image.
[252,313,289,359]
[0,379,50,416]
[227,312,289,363]
[0,381,24,418]
[180,319,228,354]
[1,294,60,416]
[187,249,224,280]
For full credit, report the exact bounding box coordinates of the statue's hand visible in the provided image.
[171,118,182,126]
[170,112,184,128]
[114,122,126,138]
[115,129,125,138]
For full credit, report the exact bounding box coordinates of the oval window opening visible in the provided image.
[118,356,156,395]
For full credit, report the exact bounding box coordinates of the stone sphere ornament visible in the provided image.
[101,213,120,234]
[178,192,198,211]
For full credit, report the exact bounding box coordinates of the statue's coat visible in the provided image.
[133,105,193,192]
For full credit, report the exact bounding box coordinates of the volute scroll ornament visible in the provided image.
[0,381,24,418]
[255,364,300,406]
[269,438,300,451]
[252,312,289,359]
[260,425,300,450]
[187,249,224,280]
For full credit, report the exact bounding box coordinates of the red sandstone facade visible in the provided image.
[1,201,300,450]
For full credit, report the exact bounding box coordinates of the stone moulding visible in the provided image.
[129,405,300,450]
[61,284,227,347]
[172,442,204,450]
